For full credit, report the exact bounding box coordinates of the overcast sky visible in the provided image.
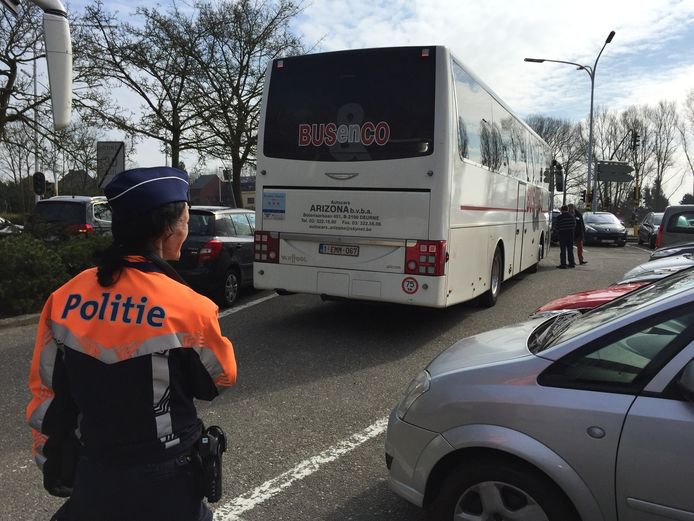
[293,0,694,121]
[76,0,694,195]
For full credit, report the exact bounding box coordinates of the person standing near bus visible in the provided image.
[556,205,576,269]
[568,203,587,265]
[26,166,237,521]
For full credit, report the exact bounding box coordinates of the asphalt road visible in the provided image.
[1,243,651,521]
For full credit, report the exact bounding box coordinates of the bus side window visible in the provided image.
[452,62,492,166]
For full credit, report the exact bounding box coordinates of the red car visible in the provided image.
[535,281,649,314]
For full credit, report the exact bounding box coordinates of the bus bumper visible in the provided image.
[253,263,449,307]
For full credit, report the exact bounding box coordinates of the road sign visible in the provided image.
[596,160,634,182]
[97,141,125,188]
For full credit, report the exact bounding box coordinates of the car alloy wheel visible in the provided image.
[455,480,549,521]
[429,459,579,521]
[222,270,240,306]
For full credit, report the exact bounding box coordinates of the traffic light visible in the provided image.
[32,172,46,196]
[554,163,564,192]
[580,189,586,202]
[632,132,640,150]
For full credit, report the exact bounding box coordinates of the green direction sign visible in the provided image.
[597,160,634,182]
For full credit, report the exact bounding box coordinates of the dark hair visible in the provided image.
[96,201,187,286]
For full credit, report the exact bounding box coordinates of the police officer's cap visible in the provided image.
[105,167,189,217]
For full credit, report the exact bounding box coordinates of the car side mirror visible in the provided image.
[677,359,694,402]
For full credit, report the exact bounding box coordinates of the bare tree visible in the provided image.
[0,4,50,142]
[678,88,694,193]
[0,124,34,212]
[526,115,583,205]
[74,1,206,168]
[189,0,305,206]
[646,100,680,210]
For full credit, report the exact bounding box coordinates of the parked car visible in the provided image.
[651,240,694,260]
[170,206,255,307]
[386,266,694,521]
[620,253,694,282]
[0,216,23,237]
[29,195,112,237]
[655,204,694,248]
[583,211,627,246]
[534,281,649,314]
[637,211,663,248]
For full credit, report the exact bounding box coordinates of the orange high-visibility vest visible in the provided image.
[27,256,236,472]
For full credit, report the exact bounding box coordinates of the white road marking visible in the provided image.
[213,417,389,521]
[218,293,279,319]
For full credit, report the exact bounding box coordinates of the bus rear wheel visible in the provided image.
[479,246,502,307]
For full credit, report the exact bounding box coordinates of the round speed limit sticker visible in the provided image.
[401,277,419,294]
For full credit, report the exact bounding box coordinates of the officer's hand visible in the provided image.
[46,484,73,498]
[44,474,73,497]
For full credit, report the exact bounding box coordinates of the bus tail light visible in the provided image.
[199,240,223,263]
[255,231,280,263]
[405,240,447,276]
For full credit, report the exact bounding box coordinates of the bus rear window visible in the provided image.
[263,47,436,162]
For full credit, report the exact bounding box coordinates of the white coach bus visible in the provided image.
[254,46,552,308]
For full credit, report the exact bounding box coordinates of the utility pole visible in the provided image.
[33,39,40,203]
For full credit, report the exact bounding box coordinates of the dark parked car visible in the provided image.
[170,206,255,307]
[583,211,627,246]
[30,195,112,237]
[638,211,663,248]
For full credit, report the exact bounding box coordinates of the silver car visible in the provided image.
[620,253,694,283]
[386,267,694,521]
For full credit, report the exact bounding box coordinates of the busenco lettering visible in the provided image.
[298,122,391,147]
[61,293,166,327]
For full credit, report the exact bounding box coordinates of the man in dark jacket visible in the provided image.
[569,203,587,264]
[556,205,576,269]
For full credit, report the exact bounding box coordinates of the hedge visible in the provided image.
[0,234,112,318]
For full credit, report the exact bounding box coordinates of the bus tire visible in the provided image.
[479,246,502,307]
[527,243,542,274]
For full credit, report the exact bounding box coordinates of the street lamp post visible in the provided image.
[525,30,615,211]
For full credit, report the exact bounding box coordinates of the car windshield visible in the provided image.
[585,213,620,225]
[531,267,694,352]
[653,213,664,225]
[34,202,84,224]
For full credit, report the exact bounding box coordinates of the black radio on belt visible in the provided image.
[197,425,227,502]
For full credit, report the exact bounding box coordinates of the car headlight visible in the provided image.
[585,225,596,233]
[396,370,430,420]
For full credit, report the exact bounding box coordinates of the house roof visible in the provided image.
[191,174,220,190]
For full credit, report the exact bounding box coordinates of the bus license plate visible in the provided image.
[319,243,359,256]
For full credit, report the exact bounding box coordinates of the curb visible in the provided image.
[0,313,40,329]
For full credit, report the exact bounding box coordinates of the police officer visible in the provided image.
[27,167,237,521]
